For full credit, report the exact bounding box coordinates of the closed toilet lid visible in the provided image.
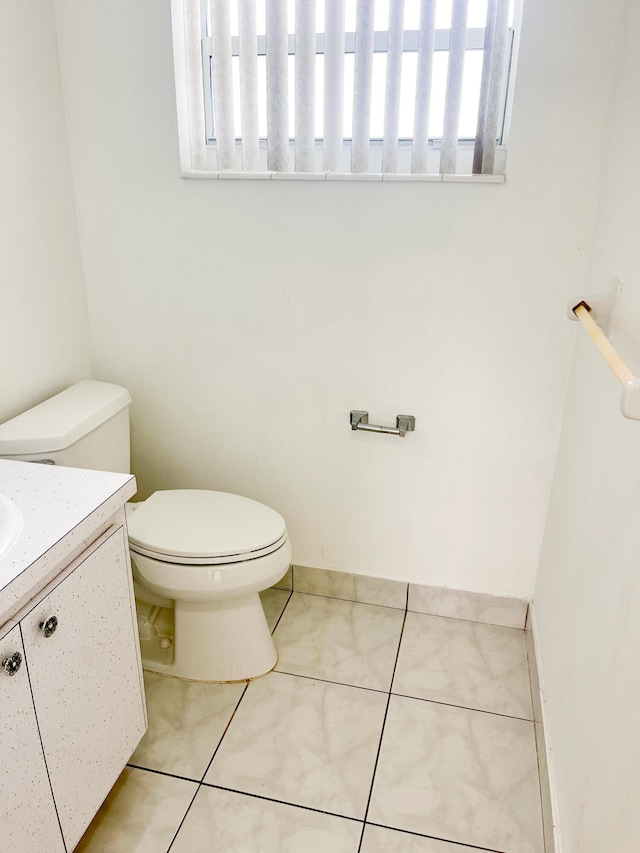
[127,490,287,562]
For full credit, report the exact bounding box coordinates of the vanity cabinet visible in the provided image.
[0,523,146,853]
[0,623,65,853]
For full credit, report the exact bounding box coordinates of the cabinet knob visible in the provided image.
[39,615,58,638]
[2,651,22,676]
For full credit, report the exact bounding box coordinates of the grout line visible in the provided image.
[166,782,202,852]
[357,609,408,852]
[199,682,250,783]
[287,587,407,611]
[285,586,526,626]
[271,667,389,695]
[365,821,505,852]
[126,763,201,784]
[388,607,408,699]
[389,691,535,723]
[265,669,534,723]
[406,607,527,630]
[293,590,406,612]
[165,681,252,850]
[199,782,364,823]
[269,588,293,634]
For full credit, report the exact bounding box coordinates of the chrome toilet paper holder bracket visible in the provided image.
[350,411,416,437]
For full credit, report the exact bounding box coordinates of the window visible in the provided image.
[171,0,520,180]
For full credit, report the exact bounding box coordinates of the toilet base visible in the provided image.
[136,592,277,682]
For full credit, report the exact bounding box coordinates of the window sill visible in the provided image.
[179,170,506,184]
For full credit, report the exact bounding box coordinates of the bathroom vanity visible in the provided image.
[0,459,146,853]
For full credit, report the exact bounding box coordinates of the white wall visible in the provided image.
[53,0,623,594]
[0,0,91,422]
[533,1,640,849]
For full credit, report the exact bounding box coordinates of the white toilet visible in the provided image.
[0,380,291,682]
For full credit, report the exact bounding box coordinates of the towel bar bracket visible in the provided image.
[567,278,622,338]
[621,378,640,420]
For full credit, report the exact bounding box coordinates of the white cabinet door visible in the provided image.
[0,623,65,853]
[21,526,147,851]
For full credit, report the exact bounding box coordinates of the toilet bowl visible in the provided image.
[128,489,291,682]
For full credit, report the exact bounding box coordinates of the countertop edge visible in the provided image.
[0,464,136,627]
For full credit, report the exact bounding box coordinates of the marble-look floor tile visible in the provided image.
[293,565,407,609]
[360,824,483,852]
[171,786,362,852]
[204,671,388,819]
[75,767,196,852]
[260,587,291,632]
[392,611,533,719]
[273,592,405,690]
[368,695,543,853]
[129,672,246,779]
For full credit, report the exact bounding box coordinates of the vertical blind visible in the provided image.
[183,0,514,177]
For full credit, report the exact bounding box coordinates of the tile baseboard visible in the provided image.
[526,602,557,853]
[272,565,293,591]
[278,565,528,629]
[291,565,408,609]
[408,584,528,629]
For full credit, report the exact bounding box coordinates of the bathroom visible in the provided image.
[1,0,639,849]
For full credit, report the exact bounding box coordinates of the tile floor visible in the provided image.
[76,588,544,853]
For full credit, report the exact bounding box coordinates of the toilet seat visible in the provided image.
[127,489,287,565]
[129,532,288,565]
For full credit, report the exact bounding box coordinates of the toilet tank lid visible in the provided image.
[0,380,131,455]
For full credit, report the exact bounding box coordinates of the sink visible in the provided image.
[0,494,24,559]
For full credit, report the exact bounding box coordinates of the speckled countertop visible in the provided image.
[0,459,136,627]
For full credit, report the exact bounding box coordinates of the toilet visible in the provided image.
[0,380,291,682]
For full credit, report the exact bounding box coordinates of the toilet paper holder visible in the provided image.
[350,411,416,437]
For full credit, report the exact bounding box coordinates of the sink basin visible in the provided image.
[0,494,23,559]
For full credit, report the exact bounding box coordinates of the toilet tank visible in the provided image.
[0,381,132,474]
